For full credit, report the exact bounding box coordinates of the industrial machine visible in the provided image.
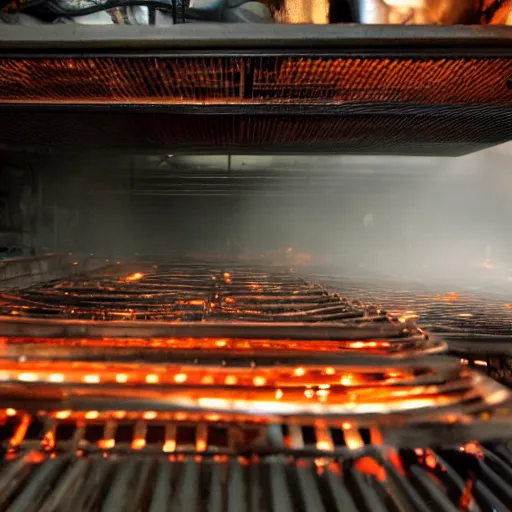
[1,2,512,510]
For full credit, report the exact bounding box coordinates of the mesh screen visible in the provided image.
[1,54,512,154]
[0,107,509,154]
[0,56,512,105]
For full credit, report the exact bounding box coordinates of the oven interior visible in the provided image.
[0,146,512,510]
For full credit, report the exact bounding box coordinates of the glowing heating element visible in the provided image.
[0,56,511,107]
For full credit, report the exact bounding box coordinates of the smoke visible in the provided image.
[34,144,512,288]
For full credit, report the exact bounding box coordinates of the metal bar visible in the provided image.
[2,24,512,52]
[169,458,199,512]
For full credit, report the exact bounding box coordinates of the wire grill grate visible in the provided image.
[1,56,512,105]
[0,443,511,511]
[0,264,406,324]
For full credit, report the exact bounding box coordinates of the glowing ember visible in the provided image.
[98,439,115,450]
[437,292,460,302]
[354,457,386,482]
[123,272,144,282]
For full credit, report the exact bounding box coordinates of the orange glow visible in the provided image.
[84,374,100,384]
[462,441,483,458]
[55,410,71,419]
[146,374,159,384]
[174,373,188,383]
[344,429,363,450]
[131,438,146,450]
[253,376,267,386]
[225,375,237,385]
[505,303,512,309]
[275,389,283,400]
[324,367,335,375]
[224,297,236,304]
[184,300,205,306]
[143,411,157,420]
[163,440,176,453]
[1,336,400,355]
[98,439,115,450]
[474,360,488,367]
[123,272,144,282]
[293,367,306,377]
[116,373,128,383]
[398,313,419,323]
[340,374,353,386]
[85,411,99,420]
[354,457,386,482]
[425,452,437,469]
[437,292,459,302]
[387,448,406,476]
[41,430,55,451]
[9,414,30,447]
[18,372,38,382]
[5,408,16,417]
[49,373,64,383]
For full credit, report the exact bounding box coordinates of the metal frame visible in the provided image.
[1,24,512,51]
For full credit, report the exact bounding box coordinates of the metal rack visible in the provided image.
[1,438,512,511]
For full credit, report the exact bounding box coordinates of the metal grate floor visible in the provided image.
[1,445,512,512]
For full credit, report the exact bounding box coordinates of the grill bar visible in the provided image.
[0,263,442,355]
[1,446,512,512]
